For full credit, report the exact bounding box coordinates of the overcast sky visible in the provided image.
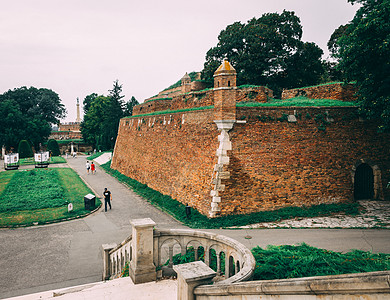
[0,0,359,122]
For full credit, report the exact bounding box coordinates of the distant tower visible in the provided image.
[181,72,192,94]
[76,97,81,123]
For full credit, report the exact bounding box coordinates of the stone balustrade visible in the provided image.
[102,218,256,285]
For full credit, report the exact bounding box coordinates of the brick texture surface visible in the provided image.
[282,83,357,101]
[112,106,390,217]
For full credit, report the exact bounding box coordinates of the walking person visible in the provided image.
[91,162,96,174]
[103,188,112,212]
[85,161,91,174]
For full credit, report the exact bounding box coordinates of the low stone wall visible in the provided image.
[103,219,255,285]
[194,271,390,299]
[282,83,357,101]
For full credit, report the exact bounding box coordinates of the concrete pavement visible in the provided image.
[0,155,390,299]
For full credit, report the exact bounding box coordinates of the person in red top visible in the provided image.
[91,162,96,174]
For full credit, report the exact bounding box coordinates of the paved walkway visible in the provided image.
[1,155,390,299]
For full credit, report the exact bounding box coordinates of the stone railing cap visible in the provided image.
[130,218,156,228]
[174,261,216,283]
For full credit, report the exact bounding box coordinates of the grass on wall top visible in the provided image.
[126,105,214,118]
[237,96,358,108]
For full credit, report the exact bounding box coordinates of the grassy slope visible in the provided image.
[101,161,360,229]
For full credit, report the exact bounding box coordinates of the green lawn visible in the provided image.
[19,156,66,165]
[0,168,99,227]
[87,151,111,160]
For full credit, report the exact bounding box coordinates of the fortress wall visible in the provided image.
[217,107,390,215]
[171,90,214,110]
[282,83,357,101]
[111,109,218,215]
[112,106,390,217]
[133,99,172,116]
[237,86,273,102]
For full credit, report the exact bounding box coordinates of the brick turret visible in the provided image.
[181,72,191,94]
[213,58,237,121]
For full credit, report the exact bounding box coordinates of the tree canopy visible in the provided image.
[337,0,390,131]
[81,81,138,151]
[0,87,66,151]
[202,10,325,96]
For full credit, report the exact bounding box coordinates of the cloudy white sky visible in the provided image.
[0,0,359,122]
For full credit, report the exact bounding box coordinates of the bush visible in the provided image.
[18,140,34,158]
[47,139,61,156]
[252,243,390,280]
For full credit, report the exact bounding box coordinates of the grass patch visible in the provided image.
[252,243,390,280]
[19,156,66,165]
[100,161,360,229]
[0,168,98,226]
[127,106,214,118]
[238,97,357,108]
[56,139,83,144]
[87,152,111,161]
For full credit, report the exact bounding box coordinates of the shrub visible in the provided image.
[47,139,61,156]
[252,243,390,280]
[18,140,34,158]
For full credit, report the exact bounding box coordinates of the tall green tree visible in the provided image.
[202,10,325,96]
[83,93,98,114]
[0,87,66,150]
[338,0,390,131]
[124,96,139,116]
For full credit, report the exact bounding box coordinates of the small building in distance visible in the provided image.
[49,98,92,154]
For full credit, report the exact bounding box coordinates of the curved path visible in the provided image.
[0,156,390,299]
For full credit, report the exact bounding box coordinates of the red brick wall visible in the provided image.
[112,106,390,217]
[112,109,219,215]
[133,86,273,116]
[217,107,390,215]
[282,83,357,101]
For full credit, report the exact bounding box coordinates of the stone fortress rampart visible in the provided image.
[112,59,390,218]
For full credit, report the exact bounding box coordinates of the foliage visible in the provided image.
[81,81,139,150]
[252,243,390,280]
[327,24,350,59]
[0,168,97,226]
[18,140,34,158]
[237,97,357,108]
[202,10,325,96]
[124,96,139,116]
[81,95,122,151]
[337,0,390,131]
[0,87,66,150]
[100,161,360,229]
[82,93,98,114]
[47,139,61,156]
